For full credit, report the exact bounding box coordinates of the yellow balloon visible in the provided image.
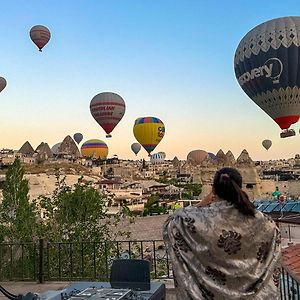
[133,117,165,155]
[81,139,108,159]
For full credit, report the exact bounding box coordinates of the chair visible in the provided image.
[110,259,151,291]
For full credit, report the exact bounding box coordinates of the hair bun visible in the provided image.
[220,173,230,181]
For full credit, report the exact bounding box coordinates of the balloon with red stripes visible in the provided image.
[30,25,51,52]
[90,92,126,138]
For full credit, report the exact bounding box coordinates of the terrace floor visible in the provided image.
[0,280,176,299]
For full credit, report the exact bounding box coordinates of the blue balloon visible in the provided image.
[208,152,216,160]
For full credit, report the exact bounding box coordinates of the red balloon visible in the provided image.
[90,92,126,138]
[30,25,51,52]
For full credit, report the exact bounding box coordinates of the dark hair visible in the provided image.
[213,167,256,217]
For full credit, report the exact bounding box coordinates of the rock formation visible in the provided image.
[215,149,227,165]
[36,143,53,162]
[225,150,236,165]
[18,141,35,156]
[236,149,254,166]
[58,135,81,158]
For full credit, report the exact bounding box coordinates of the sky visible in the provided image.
[0,1,300,161]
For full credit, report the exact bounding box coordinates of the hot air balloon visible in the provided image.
[187,150,208,165]
[90,92,126,138]
[131,143,141,156]
[29,25,51,52]
[133,117,165,156]
[234,16,300,138]
[208,152,216,160]
[262,139,272,150]
[150,153,165,164]
[158,151,166,159]
[51,142,62,155]
[0,77,6,93]
[81,139,108,159]
[73,133,83,144]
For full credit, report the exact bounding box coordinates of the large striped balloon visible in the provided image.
[30,25,51,52]
[81,139,108,159]
[187,150,208,165]
[234,17,300,131]
[90,92,126,138]
[133,117,165,156]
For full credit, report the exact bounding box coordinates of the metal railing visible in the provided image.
[0,239,172,282]
[281,267,300,299]
[0,239,299,299]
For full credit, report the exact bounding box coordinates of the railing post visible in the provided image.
[38,239,44,283]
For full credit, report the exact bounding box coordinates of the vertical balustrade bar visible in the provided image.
[10,245,13,280]
[282,269,287,299]
[287,271,291,299]
[93,242,96,279]
[70,243,73,280]
[104,241,109,281]
[81,242,84,278]
[38,239,44,283]
[116,242,120,258]
[153,241,157,279]
[128,242,131,259]
[166,248,170,278]
[46,242,50,280]
[280,270,283,300]
[58,243,61,280]
[140,242,144,259]
[21,244,24,280]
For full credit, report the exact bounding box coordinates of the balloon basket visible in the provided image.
[106,134,112,138]
[280,129,296,138]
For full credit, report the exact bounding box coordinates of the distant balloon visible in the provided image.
[90,92,126,138]
[208,152,216,160]
[133,117,165,156]
[73,133,83,144]
[234,17,300,134]
[158,151,166,159]
[262,139,272,150]
[187,150,208,165]
[81,139,108,159]
[150,153,165,164]
[51,142,61,155]
[0,77,6,93]
[131,143,141,156]
[30,25,51,52]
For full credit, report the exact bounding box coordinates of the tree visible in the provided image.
[0,158,37,241]
[38,171,124,241]
[142,195,167,216]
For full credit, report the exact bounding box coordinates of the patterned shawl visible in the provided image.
[163,201,281,299]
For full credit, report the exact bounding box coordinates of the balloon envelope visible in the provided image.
[133,117,165,155]
[0,77,6,93]
[73,133,83,144]
[131,143,141,155]
[81,139,108,159]
[30,25,51,52]
[234,17,300,130]
[262,139,272,150]
[187,150,208,165]
[90,92,126,138]
[150,153,165,164]
[51,142,61,155]
[158,151,166,159]
[208,152,216,160]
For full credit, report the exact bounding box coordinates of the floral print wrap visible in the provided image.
[163,201,281,299]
